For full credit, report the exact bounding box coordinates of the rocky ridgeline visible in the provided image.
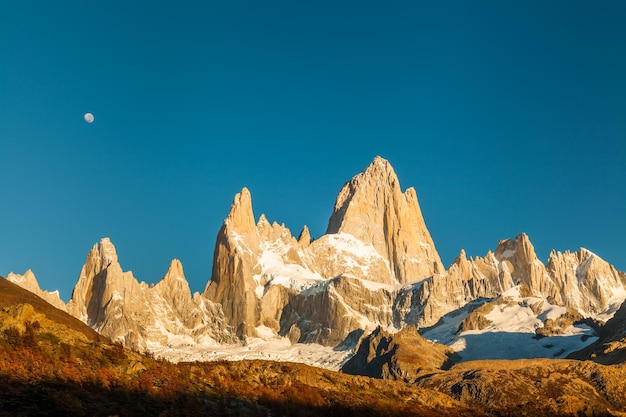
[63,238,237,350]
[6,157,626,360]
[6,270,66,312]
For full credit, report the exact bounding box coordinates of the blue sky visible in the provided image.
[1,1,625,301]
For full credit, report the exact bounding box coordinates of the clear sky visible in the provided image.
[1,1,625,301]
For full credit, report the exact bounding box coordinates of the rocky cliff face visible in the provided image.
[327,156,444,283]
[66,238,236,350]
[492,233,626,318]
[203,188,262,338]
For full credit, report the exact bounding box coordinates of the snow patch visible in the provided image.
[255,285,265,299]
[324,233,382,260]
[251,239,325,298]
[502,249,516,258]
[149,336,354,371]
[255,325,277,340]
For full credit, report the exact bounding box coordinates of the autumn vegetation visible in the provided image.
[0,301,479,416]
[1,273,625,417]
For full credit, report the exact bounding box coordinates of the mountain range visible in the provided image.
[5,156,626,370]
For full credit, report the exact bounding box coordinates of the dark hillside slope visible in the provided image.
[0,275,102,342]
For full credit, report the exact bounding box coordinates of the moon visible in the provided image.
[84,113,95,123]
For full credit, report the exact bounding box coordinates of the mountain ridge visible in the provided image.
[4,156,626,368]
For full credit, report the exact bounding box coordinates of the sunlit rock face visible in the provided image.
[203,156,447,343]
[326,156,444,284]
[493,233,626,317]
[203,188,262,338]
[198,157,626,347]
[414,234,626,330]
[66,238,236,351]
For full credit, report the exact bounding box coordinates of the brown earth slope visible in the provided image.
[0,275,102,342]
[417,359,626,417]
[0,279,480,416]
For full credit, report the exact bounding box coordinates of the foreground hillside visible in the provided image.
[0,279,475,416]
[2,278,626,416]
[418,359,626,416]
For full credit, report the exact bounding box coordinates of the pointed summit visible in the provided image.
[298,225,311,247]
[204,188,262,338]
[66,237,130,327]
[152,259,197,324]
[326,156,443,283]
[98,237,118,265]
[168,258,183,275]
[161,259,186,287]
[225,188,258,239]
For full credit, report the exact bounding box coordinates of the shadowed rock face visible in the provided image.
[342,326,458,382]
[568,300,626,364]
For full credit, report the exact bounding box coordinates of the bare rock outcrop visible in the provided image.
[547,248,626,315]
[393,233,626,330]
[495,233,626,317]
[392,249,512,329]
[342,326,458,382]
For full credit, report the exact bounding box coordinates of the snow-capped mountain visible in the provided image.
[6,156,626,368]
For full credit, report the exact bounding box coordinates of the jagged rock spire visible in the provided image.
[225,187,259,248]
[326,156,443,283]
[204,188,262,337]
[298,225,311,247]
[65,238,236,350]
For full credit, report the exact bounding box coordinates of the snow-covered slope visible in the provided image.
[422,286,599,362]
